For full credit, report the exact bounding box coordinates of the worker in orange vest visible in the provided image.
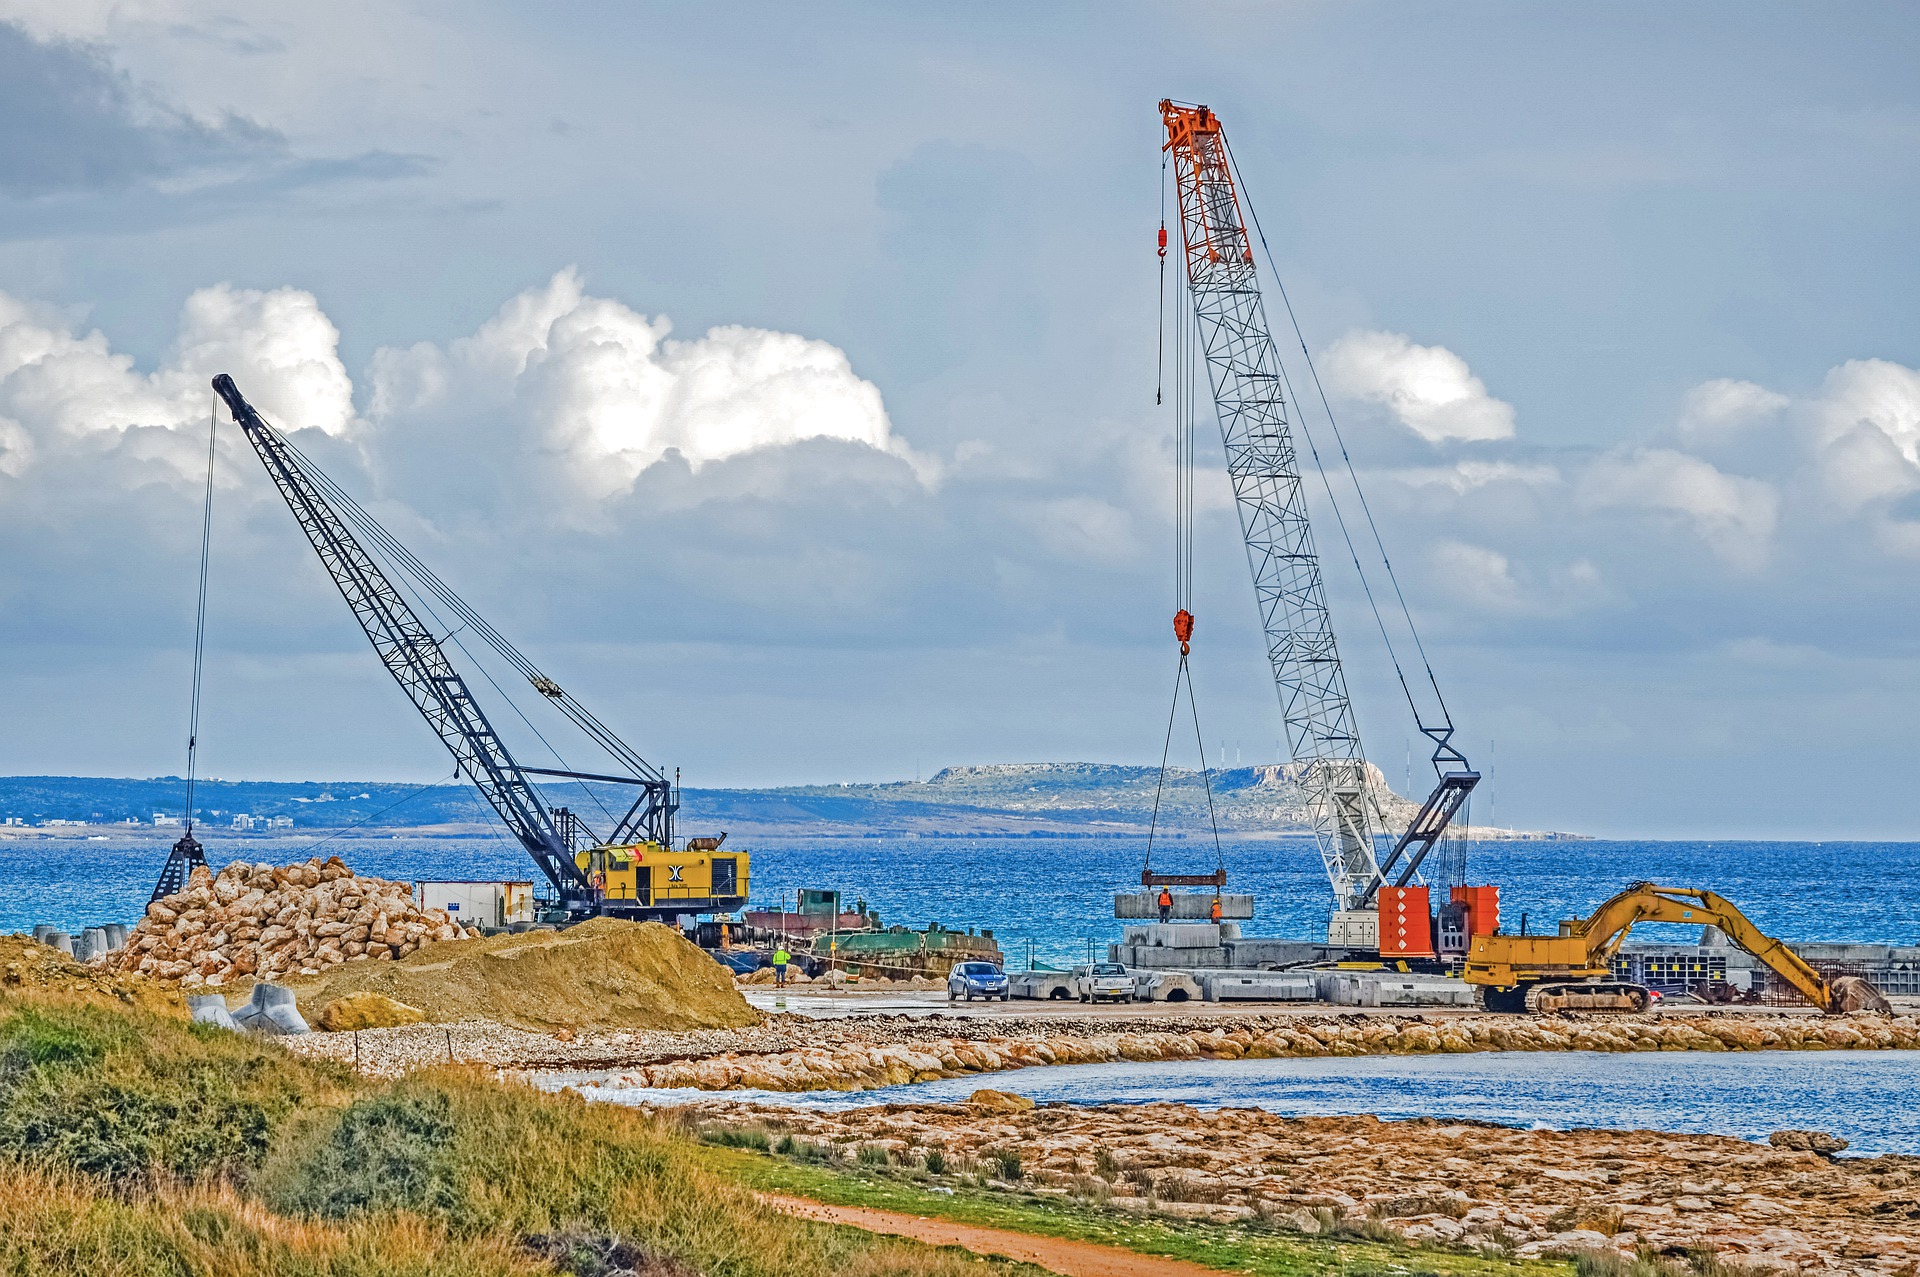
[1157,886,1173,923]
[1210,896,1223,924]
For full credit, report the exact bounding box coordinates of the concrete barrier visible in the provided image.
[1312,970,1475,1007]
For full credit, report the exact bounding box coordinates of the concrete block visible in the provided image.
[104,924,128,951]
[1223,938,1334,968]
[1134,971,1205,1002]
[31,924,57,945]
[187,995,240,1032]
[233,983,309,1035]
[1115,892,1255,921]
[1111,944,1230,969]
[1313,971,1474,1008]
[1125,922,1233,950]
[1009,971,1078,1001]
[74,928,107,962]
[1199,970,1317,1002]
[43,931,72,957]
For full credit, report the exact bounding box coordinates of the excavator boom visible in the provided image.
[1465,882,1872,1015]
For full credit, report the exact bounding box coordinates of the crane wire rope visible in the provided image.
[180,394,218,832]
[1222,134,1456,744]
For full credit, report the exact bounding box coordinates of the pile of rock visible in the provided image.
[98,856,479,988]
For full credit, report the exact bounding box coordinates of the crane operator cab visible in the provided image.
[575,837,747,919]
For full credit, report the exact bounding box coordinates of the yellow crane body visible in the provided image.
[1465,883,1862,1015]
[574,844,749,915]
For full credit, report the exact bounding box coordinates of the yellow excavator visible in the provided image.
[1465,883,1890,1015]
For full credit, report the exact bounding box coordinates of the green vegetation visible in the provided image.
[0,990,1043,1276]
[706,1143,1578,1277]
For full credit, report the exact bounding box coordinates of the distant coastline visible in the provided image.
[0,764,1583,840]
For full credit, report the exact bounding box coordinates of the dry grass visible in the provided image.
[0,1167,545,1276]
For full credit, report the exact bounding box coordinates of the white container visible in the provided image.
[414,880,535,928]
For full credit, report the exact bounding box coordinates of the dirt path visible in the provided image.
[760,1193,1226,1277]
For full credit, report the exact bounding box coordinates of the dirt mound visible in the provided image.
[315,992,427,1031]
[0,935,185,1015]
[279,917,760,1033]
[100,856,481,988]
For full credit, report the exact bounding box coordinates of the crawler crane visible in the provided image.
[208,374,745,923]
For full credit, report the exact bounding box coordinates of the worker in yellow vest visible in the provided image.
[772,946,791,986]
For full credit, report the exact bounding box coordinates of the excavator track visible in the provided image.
[1523,981,1651,1015]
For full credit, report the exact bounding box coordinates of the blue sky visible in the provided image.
[0,2,1916,838]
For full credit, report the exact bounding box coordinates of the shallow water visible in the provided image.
[550,1049,1920,1156]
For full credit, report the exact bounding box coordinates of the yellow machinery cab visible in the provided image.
[574,842,748,918]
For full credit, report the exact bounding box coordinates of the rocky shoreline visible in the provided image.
[282,1008,1920,1087]
[677,1098,1920,1274]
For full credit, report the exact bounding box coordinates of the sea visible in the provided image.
[9,831,1919,967]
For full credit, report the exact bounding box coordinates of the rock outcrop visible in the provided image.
[97,857,479,988]
[685,1101,1920,1274]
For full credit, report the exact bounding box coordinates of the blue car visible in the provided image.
[948,960,1010,1002]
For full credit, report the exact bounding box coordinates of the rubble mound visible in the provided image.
[1768,1128,1849,1155]
[98,856,480,988]
[1831,974,1893,1014]
[0,934,185,1015]
[280,917,761,1033]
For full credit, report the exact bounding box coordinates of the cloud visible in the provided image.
[1807,358,1920,510]
[0,20,278,197]
[1578,447,1779,570]
[1320,329,1515,443]
[1677,378,1789,441]
[366,269,917,502]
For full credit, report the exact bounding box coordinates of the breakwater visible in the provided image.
[580,1012,1920,1094]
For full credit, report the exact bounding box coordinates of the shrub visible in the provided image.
[1091,1145,1120,1179]
[262,1091,460,1219]
[922,1148,947,1175]
[855,1144,889,1168]
[701,1125,772,1152]
[987,1148,1023,1182]
[0,998,344,1186]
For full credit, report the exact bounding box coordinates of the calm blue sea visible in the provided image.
[9,832,1919,966]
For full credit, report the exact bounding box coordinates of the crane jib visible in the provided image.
[209,374,647,905]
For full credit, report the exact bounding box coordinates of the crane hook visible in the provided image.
[1173,608,1194,656]
[1157,224,1168,258]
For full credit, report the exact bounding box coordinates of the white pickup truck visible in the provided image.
[1071,962,1134,1003]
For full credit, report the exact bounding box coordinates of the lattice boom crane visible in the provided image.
[1158,100,1479,927]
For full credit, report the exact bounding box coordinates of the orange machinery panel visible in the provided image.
[1378,885,1435,957]
[1451,885,1501,936]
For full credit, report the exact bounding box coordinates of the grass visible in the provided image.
[708,1144,1579,1277]
[0,990,1047,1277]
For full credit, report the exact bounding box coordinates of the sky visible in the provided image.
[0,2,1916,839]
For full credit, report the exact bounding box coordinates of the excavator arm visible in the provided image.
[1465,882,1867,1014]
[1570,884,1840,1012]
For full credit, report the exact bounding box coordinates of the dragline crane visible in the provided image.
[210,374,745,922]
[1158,101,1479,946]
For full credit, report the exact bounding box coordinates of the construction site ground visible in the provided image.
[743,983,1920,1020]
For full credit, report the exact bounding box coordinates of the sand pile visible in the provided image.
[0,935,185,1015]
[279,917,761,1033]
[98,856,480,988]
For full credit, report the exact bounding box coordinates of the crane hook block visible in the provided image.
[1173,608,1195,654]
[1157,225,1168,257]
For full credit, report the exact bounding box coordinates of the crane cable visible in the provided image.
[180,394,218,833]
[1142,199,1224,882]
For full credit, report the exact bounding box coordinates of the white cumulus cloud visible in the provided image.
[1677,377,1789,441]
[1579,447,1779,570]
[1320,329,1515,443]
[367,269,913,500]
